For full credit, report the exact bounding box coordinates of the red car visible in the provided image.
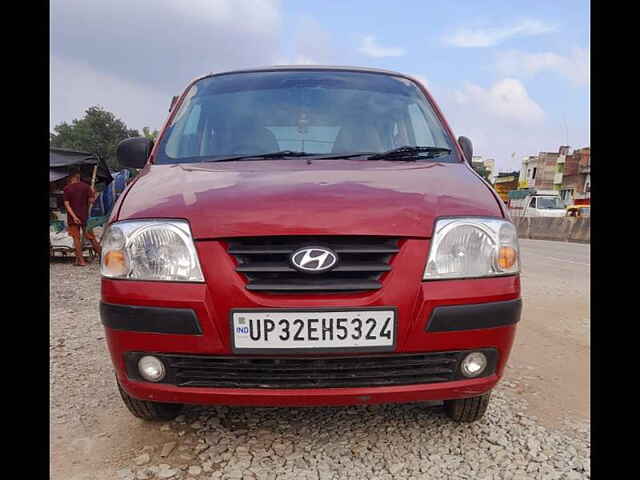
[101,66,521,423]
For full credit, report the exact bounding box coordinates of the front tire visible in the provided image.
[117,381,183,421]
[444,392,491,423]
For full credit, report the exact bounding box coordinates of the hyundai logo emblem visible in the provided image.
[290,247,338,273]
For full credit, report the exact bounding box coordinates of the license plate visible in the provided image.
[231,309,396,353]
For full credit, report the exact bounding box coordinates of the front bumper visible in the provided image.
[119,373,500,407]
[102,269,520,406]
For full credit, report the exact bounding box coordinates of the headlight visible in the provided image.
[101,219,204,282]
[423,217,519,280]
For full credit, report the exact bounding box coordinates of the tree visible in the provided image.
[50,106,140,171]
[142,126,159,141]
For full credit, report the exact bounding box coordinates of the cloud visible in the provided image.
[51,0,283,93]
[453,78,545,125]
[51,55,171,132]
[50,0,285,129]
[431,78,565,171]
[496,48,589,86]
[162,0,280,36]
[283,16,333,65]
[358,35,406,58]
[444,19,556,47]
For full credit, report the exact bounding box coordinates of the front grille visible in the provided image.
[227,236,400,293]
[162,352,461,388]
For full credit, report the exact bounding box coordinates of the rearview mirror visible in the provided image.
[117,137,153,169]
[458,136,473,164]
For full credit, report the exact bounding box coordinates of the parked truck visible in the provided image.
[507,189,565,218]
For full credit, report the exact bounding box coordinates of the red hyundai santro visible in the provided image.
[101,66,521,423]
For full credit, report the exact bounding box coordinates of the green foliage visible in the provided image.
[142,126,159,141]
[50,106,140,171]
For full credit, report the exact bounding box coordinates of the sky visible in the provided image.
[50,0,589,172]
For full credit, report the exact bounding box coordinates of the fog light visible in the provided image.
[461,352,487,378]
[138,355,166,382]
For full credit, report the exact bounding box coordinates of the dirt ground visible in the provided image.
[50,238,589,479]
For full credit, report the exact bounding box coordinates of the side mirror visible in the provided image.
[458,136,473,164]
[117,137,153,169]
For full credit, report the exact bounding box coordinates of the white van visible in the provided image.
[509,190,566,218]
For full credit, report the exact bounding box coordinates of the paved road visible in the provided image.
[505,239,590,427]
[520,238,590,270]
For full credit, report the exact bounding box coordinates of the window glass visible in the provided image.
[537,197,564,209]
[265,126,341,153]
[156,70,457,163]
[407,103,436,146]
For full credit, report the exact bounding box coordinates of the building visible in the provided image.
[552,146,571,192]
[536,147,570,190]
[471,155,484,171]
[518,146,570,191]
[471,155,497,184]
[519,155,537,189]
[493,171,519,202]
[484,158,496,184]
[559,147,590,205]
[517,145,590,205]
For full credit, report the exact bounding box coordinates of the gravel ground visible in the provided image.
[50,259,590,480]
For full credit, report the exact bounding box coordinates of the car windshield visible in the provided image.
[537,197,564,209]
[155,70,457,164]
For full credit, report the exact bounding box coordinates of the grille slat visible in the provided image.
[229,246,400,254]
[227,236,400,293]
[246,280,382,291]
[171,356,457,372]
[163,352,459,389]
[236,262,391,273]
[175,366,454,381]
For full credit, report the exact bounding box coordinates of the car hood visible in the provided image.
[117,160,502,239]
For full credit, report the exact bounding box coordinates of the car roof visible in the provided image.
[190,65,417,85]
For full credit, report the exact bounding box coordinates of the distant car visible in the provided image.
[507,190,566,218]
[101,66,522,424]
[566,205,590,218]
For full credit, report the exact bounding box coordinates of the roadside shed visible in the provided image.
[49,148,113,257]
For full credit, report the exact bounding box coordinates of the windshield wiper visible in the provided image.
[202,150,313,163]
[203,147,452,164]
[366,146,452,161]
[203,151,375,164]
[302,152,374,160]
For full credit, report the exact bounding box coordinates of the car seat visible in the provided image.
[331,121,383,154]
[227,118,279,155]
